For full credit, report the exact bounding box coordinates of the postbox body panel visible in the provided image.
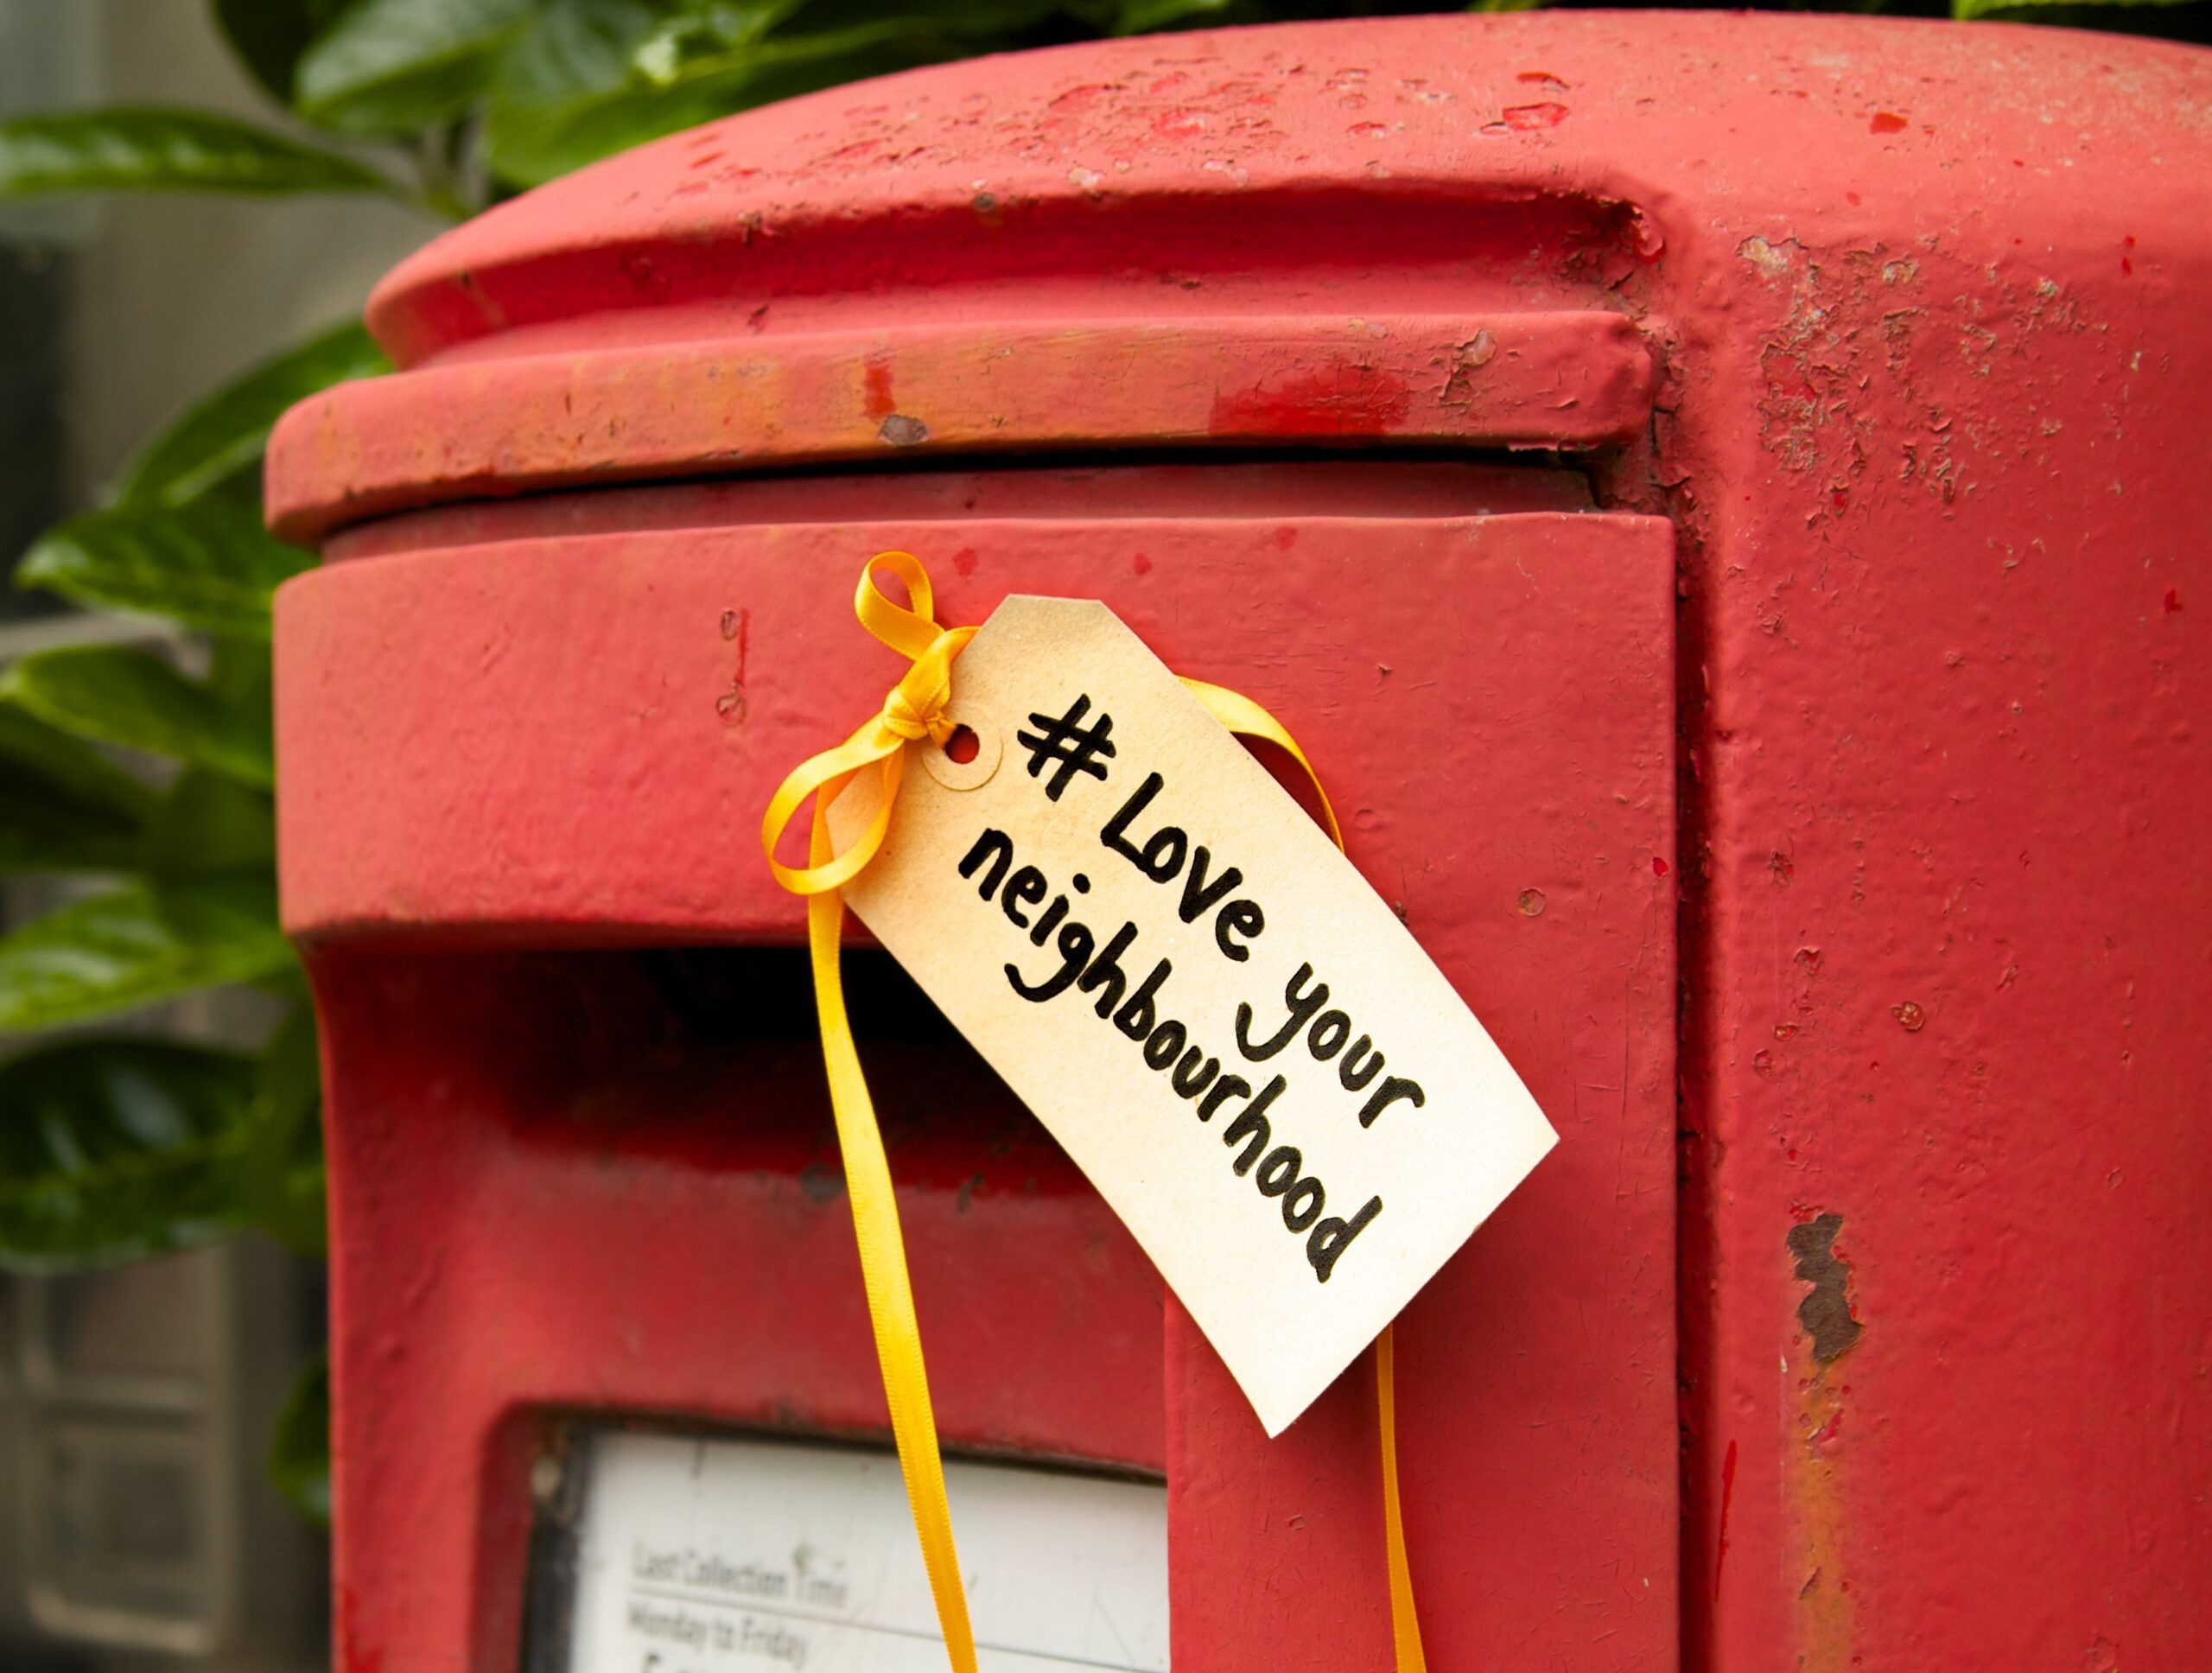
[283,493,1678,1670]
[266,15,2212,1673]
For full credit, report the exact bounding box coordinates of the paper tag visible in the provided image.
[833,596,1556,1435]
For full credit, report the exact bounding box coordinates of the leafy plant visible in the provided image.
[0,0,2197,1528]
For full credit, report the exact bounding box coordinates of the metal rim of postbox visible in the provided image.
[264,312,1655,544]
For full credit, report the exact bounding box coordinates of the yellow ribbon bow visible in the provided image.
[763,550,977,898]
[761,552,1423,1673]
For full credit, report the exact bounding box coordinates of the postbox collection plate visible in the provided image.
[533,1429,1166,1673]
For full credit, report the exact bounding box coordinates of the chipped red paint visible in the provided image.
[1205,365,1414,437]
[1492,101,1571,133]
[861,351,895,420]
[1713,1437,1738,1601]
[267,15,2212,1673]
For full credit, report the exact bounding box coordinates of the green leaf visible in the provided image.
[142,771,279,879]
[628,1,809,80]
[485,0,692,185]
[206,636,276,707]
[2,648,274,788]
[1116,0,1234,31]
[0,706,156,873]
[17,499,313,639]
[486,0,1058,187]
[0,774,150,874]
[118,323,388,509]
[0,706,157,824]
[1953,0,2188,13]
[210,0,354,104]
[0,878,294,1034]
[245,1005,325,1258]
[0,1036,261,1270]
[296,0,535,135]
[267,1354,332,1526]
[0,108,392,199]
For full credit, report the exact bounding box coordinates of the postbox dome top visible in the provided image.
[267,11,2211,541]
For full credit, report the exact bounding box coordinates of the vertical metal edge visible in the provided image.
[518,1423,590,1673]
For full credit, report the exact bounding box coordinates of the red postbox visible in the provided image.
[266,16,2211,1672]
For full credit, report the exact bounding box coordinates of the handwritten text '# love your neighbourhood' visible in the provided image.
[952,693,1430,1285]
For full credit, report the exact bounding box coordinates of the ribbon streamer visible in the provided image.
[762,552,1425,1673]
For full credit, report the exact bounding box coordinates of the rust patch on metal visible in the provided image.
[878,413,930,446]
[1789,1212,1863,1364]
[1788,1210,1860,1670]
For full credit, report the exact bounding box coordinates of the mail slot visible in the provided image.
[266,15,2211,1673]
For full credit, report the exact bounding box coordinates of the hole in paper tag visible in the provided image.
[920,709,1000,792]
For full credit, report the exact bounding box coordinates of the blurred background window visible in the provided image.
[0,6,419,1669]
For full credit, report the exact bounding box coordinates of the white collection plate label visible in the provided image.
[562,1431,1167,1673]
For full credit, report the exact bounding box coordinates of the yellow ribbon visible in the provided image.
[762,551,976,898]
[761,553,1424,1673]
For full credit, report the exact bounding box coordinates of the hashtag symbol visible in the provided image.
[1014,693,1117,800]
